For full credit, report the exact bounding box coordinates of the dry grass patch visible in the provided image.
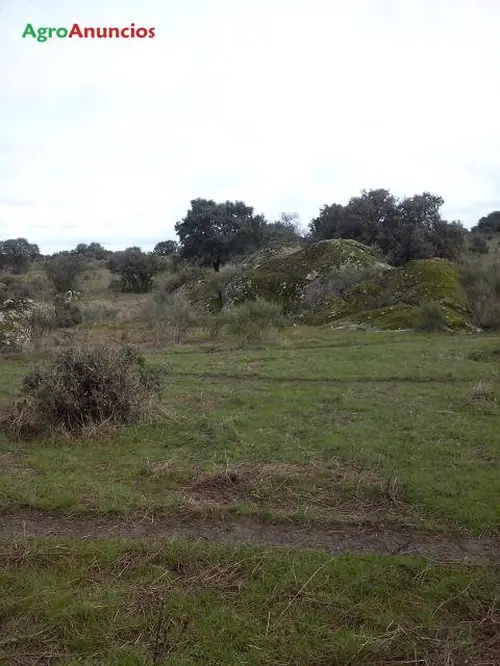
[167,462,410,521]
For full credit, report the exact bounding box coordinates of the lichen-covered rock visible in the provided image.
[182,241,478,332]
[225,239,389,312]
[0,298,35,352]
[320,259,476,331]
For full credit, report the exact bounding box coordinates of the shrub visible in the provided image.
[415,301,449,332]
[0,297,35,352]
[217,298,288,345]
[44,252,87,293]
[459,259,500,330]
[2,281,35,301]
[30,302,57,343]
[109,275,122,292]
[6,345,164,439]
[188,264,239,313]
[52,295,82,328]
[141,293,201,343]
[469,235,489,254]
[106,249,161,293]
[163,264,205,294]
[80,302,119,325]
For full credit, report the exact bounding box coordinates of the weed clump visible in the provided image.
[6,345,164,439]
[142,293,201,343]
[459,258,500,330]
[52,295,83,328]
[415,301,449,332]
[215,298,288,345]
[163,264,205,294]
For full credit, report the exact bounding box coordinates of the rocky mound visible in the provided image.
[224,239,389,310]
[320,258,475,330]
[184,239,476,331]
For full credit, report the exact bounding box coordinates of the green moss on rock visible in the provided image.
[320,259,475,330]
[184,242,477,332]
[229,239,388,312]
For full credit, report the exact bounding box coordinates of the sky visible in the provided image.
[0,0,499,254]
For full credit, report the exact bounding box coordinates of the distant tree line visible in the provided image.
[2,190,499,293]
[0,238,40,274]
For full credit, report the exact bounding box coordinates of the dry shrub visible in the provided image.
[459,258,500,330]
[163,264,205,294]
[215,298,288,345]
[141,292,201,343]
[5,345,164,439]
[80,302,119,325]
[1,280,35,301]
[415,301,449,332]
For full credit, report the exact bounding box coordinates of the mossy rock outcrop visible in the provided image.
[224,239,389,312]
[320,259,475,331]
[183,240,477,332]
[186,243,308,314]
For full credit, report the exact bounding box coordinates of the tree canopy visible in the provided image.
[73,242,111,260]
[262,213,304,246]
[472,211,500,235]
[106,247,162,293]
[0,238,40,274]
[308,189,466,265]
[175,198,267,270]
[153,240,179,256]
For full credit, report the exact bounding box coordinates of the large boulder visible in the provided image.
[182,240,477,332]
[224,239,389,311]
[313,258,476,330]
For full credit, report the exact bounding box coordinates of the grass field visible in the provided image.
[1,326,499,664]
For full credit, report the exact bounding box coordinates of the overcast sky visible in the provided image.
[0,0,499,254]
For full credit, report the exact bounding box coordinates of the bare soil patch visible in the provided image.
[1,508,499,563]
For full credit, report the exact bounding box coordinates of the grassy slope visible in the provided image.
[1,326,500,664]
[1,328,499,531]
[1,538,498,665]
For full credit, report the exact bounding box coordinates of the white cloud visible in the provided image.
[0,0,499,252]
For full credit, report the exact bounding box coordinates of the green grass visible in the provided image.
[1,326,500,664]
[1,328,499,532]
[1,537,498,666]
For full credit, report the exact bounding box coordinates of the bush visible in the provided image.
[415,301,449,332]
[459,259,500,330]
[469,235,489,254]
[30,302,57,342]
[80,302,119,325]
[141,293,201,343]
[53,295,83,328]
[44,252,87,293]
[106,249,162,293]
[216,298,288,345]
[163,264,205,294]
[6,345,164,439]
[2,281,35,301]
[109,275,122,292]
[188,264,239,313]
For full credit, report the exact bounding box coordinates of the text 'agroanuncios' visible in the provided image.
[22,23,156,42]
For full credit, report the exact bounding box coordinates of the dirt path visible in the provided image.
[1,509,499,563]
